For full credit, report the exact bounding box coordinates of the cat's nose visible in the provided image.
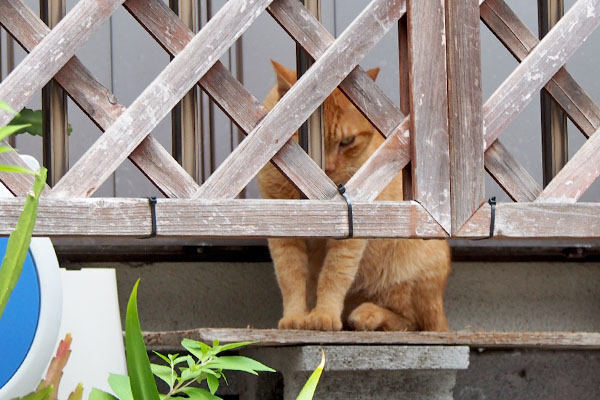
[325,165,336,175]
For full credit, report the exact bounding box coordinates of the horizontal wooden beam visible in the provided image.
[0,198,446,238]
[144,328,600,350]
[457,203,600,238]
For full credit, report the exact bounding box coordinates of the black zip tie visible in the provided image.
[337,184,353,239]
[143,197,158,239]
[476,196,496,240]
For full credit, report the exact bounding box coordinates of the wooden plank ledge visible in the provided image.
[143,329,600,350]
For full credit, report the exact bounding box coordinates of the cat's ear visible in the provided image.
[365,67,380,81]
[271,60,297,98]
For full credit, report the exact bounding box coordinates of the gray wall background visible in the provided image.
[1,0,599,202]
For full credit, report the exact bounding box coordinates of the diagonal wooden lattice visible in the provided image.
[0,0,599,239]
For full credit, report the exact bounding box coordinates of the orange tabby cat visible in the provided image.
[257,61,450,332]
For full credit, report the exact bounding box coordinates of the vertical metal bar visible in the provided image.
[398,15,412,200]
[297,0,324,170]
[5,33,16,148]
[538,0,567,187]
[41,0,68,186]
[171,0,200,182]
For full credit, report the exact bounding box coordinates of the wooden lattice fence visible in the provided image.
[0,0,599,240]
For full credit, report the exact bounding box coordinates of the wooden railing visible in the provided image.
[0,0,599,240]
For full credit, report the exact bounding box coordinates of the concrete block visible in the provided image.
[242,345,469,400]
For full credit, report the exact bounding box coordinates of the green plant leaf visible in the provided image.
[7,108,72,137]
[181,339,211,362]
[151,363,174,389]
[206,374,220,395]
[153,351,171,365]
[207,356,275,375]
[179,387,222,400]
[67,383,83,400]
[125,280,160,400]
[0,164,36,174]
[0,168,46,318]
[88,388,119,400]
[108,373,133,400]
[296,349,325,400]
[210,341,256,356]
[0,124,31,141]
[0,146,15,154]
[0,100,16,114]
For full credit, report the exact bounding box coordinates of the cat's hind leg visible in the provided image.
[412,278,449,331]
[347,302,414,331]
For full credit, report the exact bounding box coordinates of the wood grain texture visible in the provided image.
[536,127,600,202]
[144,328,600,350]
[0,0,200,198]
[0,0,125,126]
[457,203,600,238]
[125,0,338,201]
[484,140,542,202]
[193,0,404,200]
[407,0,451,232]
[49,0,272,198]
[345,118,411,201]
[269,0,407,137]
[446,0,484,233]
[0,198,446,238]
[0,144,48,196]
[483,0,600,149]
[481,0,600,138]
[269,0,411,202]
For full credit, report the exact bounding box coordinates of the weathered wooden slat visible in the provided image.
[0,0,200,198]
[269,0,405,136]
[49,0,273,198]
[407,0,451,232]
[446,0,484,233]
[457,203,600,238]
[536,127,600,203]
[481,0,600,138]
[193,0,405,200]
[0,0,125,126]
[269,0,412,202]
[144,328,600,350]
[124,0,338,201]
[484,140,542,202]
[0,198,446,238]
[345,118,410,202]
[483,0,600,149]
[0,144,47,196]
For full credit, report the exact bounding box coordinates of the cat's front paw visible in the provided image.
[278,314,308,330]
[305,310,343,331]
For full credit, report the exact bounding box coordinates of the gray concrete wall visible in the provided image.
[62,260,600,332]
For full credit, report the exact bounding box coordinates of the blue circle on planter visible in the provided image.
[0,237,40,388]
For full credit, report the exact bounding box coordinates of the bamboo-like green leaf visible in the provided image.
[88,388,119,400]
[296,349,325,400]
[108,373,133,400]
[0,124,31,141]
[0,168,46,318]
[207,356,275,375]
[0,100,16,114]
[0,164,36,174]
[125,280,160,400]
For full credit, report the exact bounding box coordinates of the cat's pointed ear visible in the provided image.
[365,67,380,81]
[271,60,297,98]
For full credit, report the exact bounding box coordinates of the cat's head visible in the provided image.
[268,61,381,184]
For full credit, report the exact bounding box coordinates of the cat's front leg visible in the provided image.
[268,238,310,329]
[306,238,367,331]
